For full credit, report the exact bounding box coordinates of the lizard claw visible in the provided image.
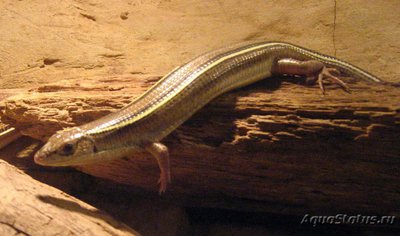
[310,66,351,94]
[158,171,170,194]
[145,142,171,194]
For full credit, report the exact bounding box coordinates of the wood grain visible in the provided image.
[1,74,399,216]
[0,160,139,236]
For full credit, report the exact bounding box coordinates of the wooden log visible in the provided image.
[0,73,399,216]
[0,159,139,235]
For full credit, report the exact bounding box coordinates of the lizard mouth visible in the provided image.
[33,149,115,167]
[34,145,140,167]
[33,149,50,165]
[33,149,81,166]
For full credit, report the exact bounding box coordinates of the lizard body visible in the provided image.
[33,41,382,192]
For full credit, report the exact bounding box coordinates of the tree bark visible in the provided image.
[0,160,139,236]
[1,74,399,216]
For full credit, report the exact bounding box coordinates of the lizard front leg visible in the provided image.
[145,142,171,194]
[272,58,350,94]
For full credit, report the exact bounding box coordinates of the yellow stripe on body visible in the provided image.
[87,43,279,135]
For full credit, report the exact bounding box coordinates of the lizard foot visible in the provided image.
[308,67,351,94]
[145,142,171,194]
[158,171,171,194]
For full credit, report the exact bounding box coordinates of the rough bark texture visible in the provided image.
[0,160,139,236]
[1,74,399,216]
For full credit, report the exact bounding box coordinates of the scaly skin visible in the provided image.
[32,41,382,193]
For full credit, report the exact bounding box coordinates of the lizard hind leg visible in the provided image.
[314,67,351,94]
[144,142,171,194]
[273,58,350,94]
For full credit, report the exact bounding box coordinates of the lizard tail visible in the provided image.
[284,42,383,83]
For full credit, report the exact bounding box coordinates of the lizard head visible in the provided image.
[34,127,98,166]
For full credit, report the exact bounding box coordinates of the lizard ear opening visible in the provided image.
[76,136,98,155]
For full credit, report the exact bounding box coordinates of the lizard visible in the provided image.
[32,41,383,193]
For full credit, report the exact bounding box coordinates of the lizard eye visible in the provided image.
[59,143,75,156]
